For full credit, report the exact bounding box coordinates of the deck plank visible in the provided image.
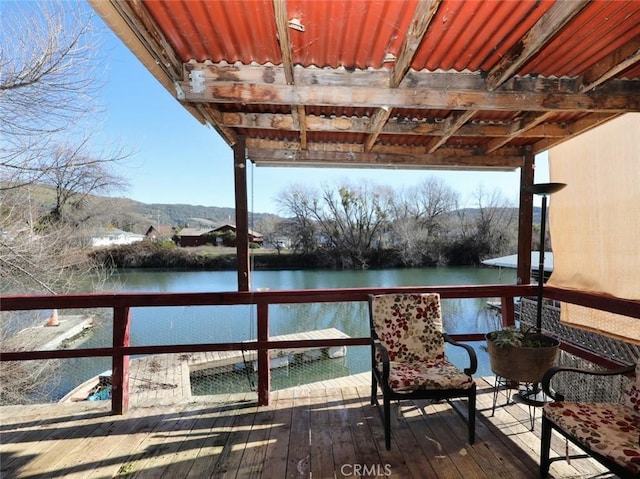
[0,378,619,479]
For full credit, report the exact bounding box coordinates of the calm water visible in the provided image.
[54,266,515,399]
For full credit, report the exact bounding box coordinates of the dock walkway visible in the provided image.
[65,328,351,404]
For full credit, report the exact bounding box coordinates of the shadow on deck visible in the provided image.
[0,377,617,478]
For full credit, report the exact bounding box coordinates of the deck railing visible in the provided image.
[2,284,638,414]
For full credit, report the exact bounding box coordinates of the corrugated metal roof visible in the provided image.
[91,0,639,170]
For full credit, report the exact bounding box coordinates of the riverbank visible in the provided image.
[89,241,422,270]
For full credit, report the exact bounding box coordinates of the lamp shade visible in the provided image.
[524,182,567,195]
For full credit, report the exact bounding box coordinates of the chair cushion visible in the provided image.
[384,359,474,392]
[543,401,640,475]
[623,362,640,413]
[371,293,444,362]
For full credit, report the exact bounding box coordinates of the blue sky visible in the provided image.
[93,8,549,215]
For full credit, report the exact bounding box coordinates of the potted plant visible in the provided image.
[484,326,560,384]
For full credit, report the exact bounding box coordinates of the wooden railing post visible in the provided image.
[256,302,270,406]
[501,296,516,328]
[112,306,130,415]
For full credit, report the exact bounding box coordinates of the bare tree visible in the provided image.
[389,178,459,266]
[0,0,129,294]
[253,215,287,253]
[34,139,130,228]
[447,185,517,264]
[278,181,392,269]
[277,184,318,255]
[1,1,103,186]
[0,1,123,405]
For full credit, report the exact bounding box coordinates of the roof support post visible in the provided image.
[234,136,250,291]
[517,148,535,285]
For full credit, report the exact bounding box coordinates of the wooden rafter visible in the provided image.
[364,107,391,152]
[293,105,308,149]
[390,0,441,88]
[425,110,477,154]
[484,112,556,153]
[273,0,294,85]
[486,0,590,91]
[579,38,640,92]
[530,113,621,154]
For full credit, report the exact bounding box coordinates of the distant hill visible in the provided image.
[5,184,543,235]
[114,199,278,231]
[4,184,278,234]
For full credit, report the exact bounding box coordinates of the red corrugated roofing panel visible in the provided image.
[522,0,640,77]
[286,0,418,68]
[412,0,554,72]
[145,0,282,64]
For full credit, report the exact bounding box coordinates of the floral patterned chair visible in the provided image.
[368,293,477,450]
[540,361,640,478]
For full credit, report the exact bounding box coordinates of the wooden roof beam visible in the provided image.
[484,111,555,153]
[530,112,621,154]
[178,80,640,112]
[247,148,522,170]
[220,111,576,139]
[390,0,442,88]
[292,105,308,149]
[579,38,640,92]
[273,0,309,149]
[425,110,477,153]
[486,0,589,91]
[364,107,391,152]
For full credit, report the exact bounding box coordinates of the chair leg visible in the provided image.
[540,416,552,477]
[384,394,391,450]
[468,387,476,444]
[371,371,378,405]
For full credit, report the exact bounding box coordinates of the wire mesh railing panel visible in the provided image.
[519,297,639,403]
[519,298,640,366]
[1,309,112,405]
[129,305,254,346]
[129,304,255,398]
[267,301,368,391]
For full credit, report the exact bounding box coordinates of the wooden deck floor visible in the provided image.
[1,377,617,479]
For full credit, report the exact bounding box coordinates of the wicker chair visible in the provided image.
[368,293,477,450]
[540,361,640,478]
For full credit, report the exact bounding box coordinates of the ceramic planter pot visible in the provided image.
[485,332,560,383]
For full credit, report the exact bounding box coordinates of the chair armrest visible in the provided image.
[372,339,390,379]
[542,363,635,401]
[444,334,478,376]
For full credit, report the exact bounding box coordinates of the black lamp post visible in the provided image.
[524,182,567,331]
[518,182,566,407]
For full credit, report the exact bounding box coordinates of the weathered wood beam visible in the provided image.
[246,138,523,157]
[177,79,639,112]
[273,0,294,85]
[390,0,441,88]
[486,0,589,91]
[484,111,555,153]
[426,110,477,153]
[246,147,523,170]
[182,62,639,97]
[220,111,571,138]
[364,107,391,152]
[273,0,309,148]
[294,105,308,149]
[530,113,621,155]
[195,105,238,146]
[579,38,640,92]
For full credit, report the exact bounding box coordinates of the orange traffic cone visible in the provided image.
[47,309,60,327]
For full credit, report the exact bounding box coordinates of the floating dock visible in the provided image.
[61,328,351,404]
